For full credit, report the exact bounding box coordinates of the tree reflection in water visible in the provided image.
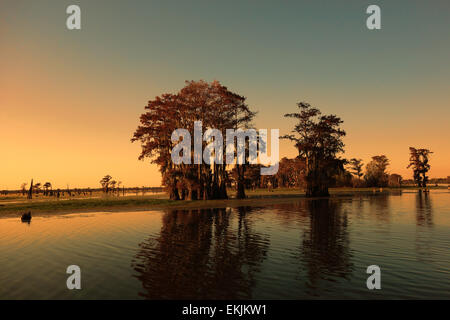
[415,192,434,262]
[367,194,391,222]
[131,207,270,299]
[300,199,353,296]
[416,192,433,227]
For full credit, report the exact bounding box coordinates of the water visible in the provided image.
[1,191,449,299]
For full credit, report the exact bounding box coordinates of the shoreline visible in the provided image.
[0,195,307,218]
[0,187,445,218]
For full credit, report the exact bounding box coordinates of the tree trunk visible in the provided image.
[235,164,246,199]
[27,179,33,199]
[211,181,220,199]
[305,168,330,197]
[236,180,246,199]
[179,188,185,200]
[187,186,197,200]
[306,184,329,197]
[169,186,180,200]
[219,181,228,199]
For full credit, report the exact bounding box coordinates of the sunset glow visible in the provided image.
[1,1,449,189]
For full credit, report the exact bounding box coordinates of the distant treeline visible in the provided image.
[224,157,450,191]
[131,80,447,198]
[4,82,446,198]
[403,178,450,185]
[0,186,164,196]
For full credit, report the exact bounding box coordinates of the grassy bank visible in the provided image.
[0,194,307,217]
[0,187,446,218]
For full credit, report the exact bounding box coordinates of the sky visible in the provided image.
[1,0,449,189]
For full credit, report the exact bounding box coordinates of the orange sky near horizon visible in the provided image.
[1,52,448,190]
[1,1,449,190]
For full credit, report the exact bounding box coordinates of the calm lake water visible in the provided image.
[1,191,449,299]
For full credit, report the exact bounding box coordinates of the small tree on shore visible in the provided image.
[407,147,432,188]
[364,155,390,187]
[274,157,306,188]
[43,182,52,196]
[27,179,33,199]
[100,175,113,193]
[20,183,27,196]
[348,159,363,179]
[33,182,41,195]
[348,158,364,187]
[388,174,403,187]
[110,180,117,193]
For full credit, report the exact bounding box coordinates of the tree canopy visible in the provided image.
[281,102,346,197]
[132,80,256,200]
[364,155,390,187]
[407,147,432,188]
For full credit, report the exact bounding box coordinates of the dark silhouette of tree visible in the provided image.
[388,174,402,187]
[246,164,262,189]
[333,169,353,187]
[132,80,256,200]
[100,175,113,193]
[33,182,41,195]
[230,164,261,190]
[117,181,122,195]
[27,179,33,199]
[364,155,389,187]
[348,158,364,186]
[110,180,117,193]
[407,147,432,188]
[281,102,346,197]
[274,157,306,188]
[20,183,27,196]
[43,182,52,196]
